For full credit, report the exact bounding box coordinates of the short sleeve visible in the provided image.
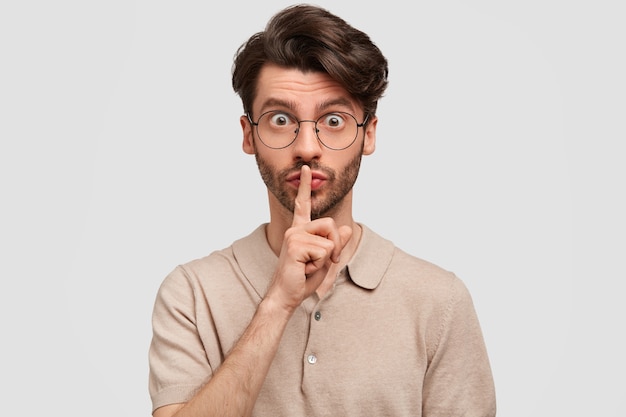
[422,277,496,417]
[148,266,213,412]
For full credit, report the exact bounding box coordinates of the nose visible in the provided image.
[292,120,322,161]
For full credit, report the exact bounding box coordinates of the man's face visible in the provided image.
[241,64,377,220]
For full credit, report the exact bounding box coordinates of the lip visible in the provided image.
[287,170,328,190]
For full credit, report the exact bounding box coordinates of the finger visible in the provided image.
[292,165,312,226]
[305,222,353,264]
[300,219,352,264]
[332,225,353,263]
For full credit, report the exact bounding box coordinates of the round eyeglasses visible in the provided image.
[247,110,368,150]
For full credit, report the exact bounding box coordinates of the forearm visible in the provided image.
[169,297,292,417]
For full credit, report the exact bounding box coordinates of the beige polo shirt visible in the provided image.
[149,224,496,416]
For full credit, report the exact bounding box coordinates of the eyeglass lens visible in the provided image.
[254,111,360,150]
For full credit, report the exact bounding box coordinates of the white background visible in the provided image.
[1,0,624,416]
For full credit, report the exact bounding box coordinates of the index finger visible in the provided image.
[292,165,312,226]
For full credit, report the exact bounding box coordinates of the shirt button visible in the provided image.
[307,354,317,364]
[314,311,321,321]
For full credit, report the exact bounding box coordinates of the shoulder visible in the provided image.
[159,224,267,290]
[152,247,236,310]
[357,224,470,305]
[389,247,460,290]
[387,247,471,310]
[155,224,274,305]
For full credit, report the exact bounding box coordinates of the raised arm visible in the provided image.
[153,166,352,417]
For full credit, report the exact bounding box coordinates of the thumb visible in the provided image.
[338,225,353,254]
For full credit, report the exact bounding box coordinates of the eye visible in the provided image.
[268,112,294,127]
[321,113,346,129]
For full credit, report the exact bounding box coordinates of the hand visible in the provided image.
[267,165,352,312]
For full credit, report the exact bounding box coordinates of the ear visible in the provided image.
[241,115,255,155]
[362,115,377,155]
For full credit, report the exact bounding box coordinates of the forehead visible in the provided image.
[254,64,359,114]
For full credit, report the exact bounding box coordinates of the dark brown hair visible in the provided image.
[232,4,389,119]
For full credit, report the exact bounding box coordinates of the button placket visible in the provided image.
[305,299,327,367]
[307,309,322,365]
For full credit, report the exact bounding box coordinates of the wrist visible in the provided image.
[259,291,297,321]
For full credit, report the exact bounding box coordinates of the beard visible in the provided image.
[255,151,363,220]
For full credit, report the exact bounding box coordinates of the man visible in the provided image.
[149,4,496,417]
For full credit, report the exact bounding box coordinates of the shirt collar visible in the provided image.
[232,224,277,298]
[346,224,395,290]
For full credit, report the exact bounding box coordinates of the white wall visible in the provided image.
[1,1,624,415]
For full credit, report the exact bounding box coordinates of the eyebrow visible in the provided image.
[259,98,297,112]
[317,98,356,114]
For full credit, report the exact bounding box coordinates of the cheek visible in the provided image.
[256,150,291,169]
